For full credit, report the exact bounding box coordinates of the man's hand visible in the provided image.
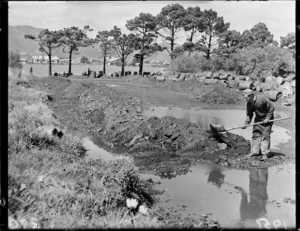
[262,119,270,124]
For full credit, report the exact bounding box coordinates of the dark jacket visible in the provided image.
[245,95,275,124]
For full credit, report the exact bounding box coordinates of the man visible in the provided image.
[242,89,275,160]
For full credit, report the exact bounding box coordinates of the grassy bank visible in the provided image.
[8,69,163,228]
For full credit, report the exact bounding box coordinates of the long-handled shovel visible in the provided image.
[210,117,291,140]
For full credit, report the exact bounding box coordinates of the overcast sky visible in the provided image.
[8,1,295,43]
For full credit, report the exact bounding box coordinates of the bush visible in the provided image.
[169,54,198,73]
[9,51,22,69]
[80,56,90,64]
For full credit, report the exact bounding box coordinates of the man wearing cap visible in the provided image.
[242,89,275,160]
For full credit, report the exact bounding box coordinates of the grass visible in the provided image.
[8,68,163,228]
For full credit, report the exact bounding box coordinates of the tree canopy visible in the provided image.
[110,26,137,76]
[155,3,186,59]
[126,13,162,74]
[197,9,230,59]
[58,25,95,74]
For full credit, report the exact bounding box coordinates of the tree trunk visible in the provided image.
[48,49,52,76]
[207,32,212,60]
[170,41,174,60]
[68,48,73,75]
[170,27,175,60]
[103,52,106,74]
[139,54,144,75]
[121,54,125,76]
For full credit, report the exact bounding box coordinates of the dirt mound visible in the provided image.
[195,83,242,104]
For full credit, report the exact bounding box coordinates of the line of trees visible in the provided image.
[23,3,295,78]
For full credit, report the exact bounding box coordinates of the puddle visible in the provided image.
[83,137,129,161]
[142,106,293,151]
[106,84,119,87]
[141,162,295,229]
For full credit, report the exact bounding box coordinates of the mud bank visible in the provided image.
[33,76,287,177]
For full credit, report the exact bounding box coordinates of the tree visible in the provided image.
[110,26,136,76]
[197,9,230,60]
[182,6,206,55]
[9,51,22,69]
[239,30,255,48]
[126,13,163,75]
[217,30,242,58]
[250,23,273,48]
[280,32,295,58]
[183,6,205,43]
[80,56,90,64]
[25,29,61,76]
[95,30,114,74]
[155,3,186,59]
[58,26,95,75]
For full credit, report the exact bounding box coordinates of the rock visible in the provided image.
[127,133,144,147]
[136,106,143,113]
[171,132,180,140]
[217,143,227,150]
[163,129,173,138]
[149,130,157,139]
[209,223,220,228]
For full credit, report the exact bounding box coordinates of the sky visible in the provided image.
[8,1,295,43]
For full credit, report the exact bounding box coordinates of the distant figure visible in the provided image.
[29,67,33,75]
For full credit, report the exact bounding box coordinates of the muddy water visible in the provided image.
[83,137,129,161]
[83,136,295,229]
[141,162,295,229]
[142,106,293,152]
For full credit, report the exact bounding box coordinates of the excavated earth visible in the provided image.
[32,74,295,178]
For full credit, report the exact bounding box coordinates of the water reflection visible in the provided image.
[236,169,268,227]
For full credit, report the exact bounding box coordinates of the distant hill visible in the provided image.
[8,25,171,62]
[9,25,44,55]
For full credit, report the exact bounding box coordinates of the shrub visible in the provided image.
[9,51,23,69]
[169,54,198,73]
[80,56,90,64]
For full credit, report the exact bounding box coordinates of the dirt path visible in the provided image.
[32,75,295,177]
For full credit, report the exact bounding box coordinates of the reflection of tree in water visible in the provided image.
[237,168,268,226]
[207,167,225,188]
